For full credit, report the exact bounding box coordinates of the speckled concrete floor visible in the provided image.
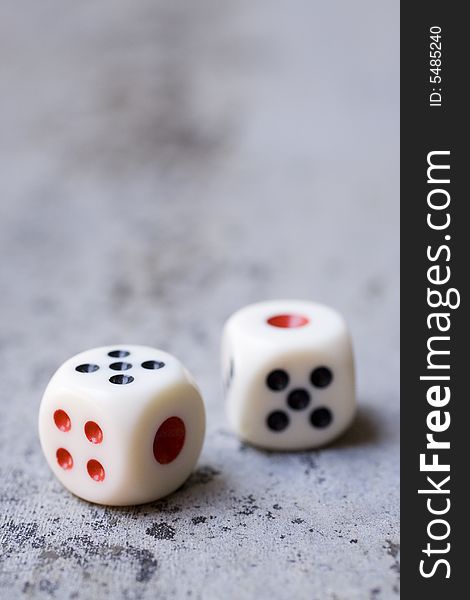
[0,1,399,598]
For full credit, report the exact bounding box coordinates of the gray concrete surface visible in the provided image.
[0,1,399,598]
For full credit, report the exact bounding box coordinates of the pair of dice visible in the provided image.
[39,300,356,506]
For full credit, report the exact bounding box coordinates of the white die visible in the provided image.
[38,345,205,505]
[222,300,356,450]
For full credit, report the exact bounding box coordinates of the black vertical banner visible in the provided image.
[401,2,467,598]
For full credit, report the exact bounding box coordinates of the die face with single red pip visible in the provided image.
[222,300,356,450]
[39,345,205,505]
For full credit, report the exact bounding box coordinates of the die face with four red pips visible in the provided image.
[38,345,205,506]
[222,300,356,451]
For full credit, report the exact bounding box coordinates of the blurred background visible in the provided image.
[0,1,399,598]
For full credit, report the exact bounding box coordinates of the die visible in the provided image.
[38,345,205,505]
[222,300,356,450]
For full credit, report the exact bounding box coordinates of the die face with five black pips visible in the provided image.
[222,300,356,451]
[38,345,205,505]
